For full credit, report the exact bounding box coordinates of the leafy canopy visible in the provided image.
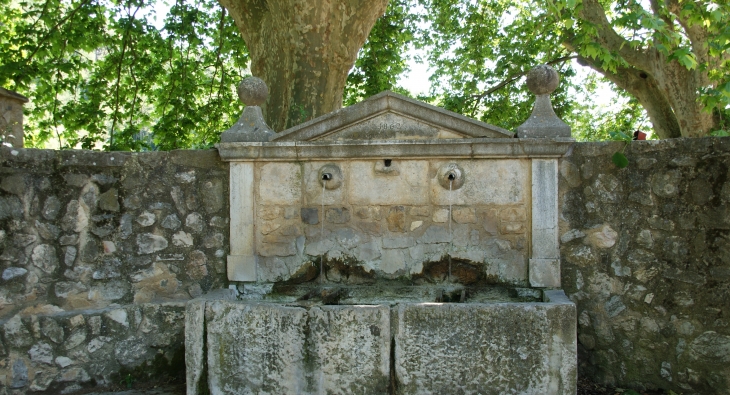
[2,0,727,150]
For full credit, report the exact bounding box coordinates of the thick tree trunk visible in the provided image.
[577,57,681,139]
[217,0,389,131]
[577,0,719,138]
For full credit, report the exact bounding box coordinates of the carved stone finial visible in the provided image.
[220,77,276,143]
[516,65,572,139]
[525,65,559,96]
[237,77,268,106]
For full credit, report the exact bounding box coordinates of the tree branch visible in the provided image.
[25,0,93,65]
[470,55,577,101]
[576,55,681,138]
[579,0,654,72]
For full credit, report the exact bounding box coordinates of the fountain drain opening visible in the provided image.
[384,159,392,167]
[321,173,332,181]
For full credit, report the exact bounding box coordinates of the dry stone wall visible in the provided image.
[0,147,228,393]
[559,138,730,394]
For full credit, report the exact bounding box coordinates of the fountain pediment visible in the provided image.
[272,91,513,142]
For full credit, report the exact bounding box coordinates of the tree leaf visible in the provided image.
[612,151,629,168]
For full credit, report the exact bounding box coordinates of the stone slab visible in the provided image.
[348,160,429,205]
[216,139,574,161]
[199,301,392,395]
[430,159,528,205]
[205,301,308,395]
[229,162,255,259]
[530,258,561,288]
[394,296,576,394]
[532,159,559,260]
[227,255,256,282]
[308,305,391,394]
[258,162,302,205]
[303,161,347,206]
[184,300,206,395]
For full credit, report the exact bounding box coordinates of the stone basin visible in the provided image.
[185,289,576,395]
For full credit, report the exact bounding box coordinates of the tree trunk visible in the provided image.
[577,57,681,139]
[217,0,389,132]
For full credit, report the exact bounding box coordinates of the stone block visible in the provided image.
[386,206,406,232]
[530,258,561,287]
[349,161,429,205]
[394,295,576,394]
[200,178,224,213]
[301,207,319,225]
[431,159,528,205]
[308,305,390,394]
[185,299,206,395]
[452,207,476,223]
[227,255,256,282]
[205,301,308,394]
[532,159,558,260]
[258,162,302,205]
[303,161,347,205]
[326,207,351,224]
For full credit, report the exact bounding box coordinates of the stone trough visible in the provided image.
[186,67,577,394]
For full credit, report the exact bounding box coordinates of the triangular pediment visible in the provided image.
[272,91,513,142]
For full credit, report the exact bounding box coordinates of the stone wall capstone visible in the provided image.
[560,138,730,394]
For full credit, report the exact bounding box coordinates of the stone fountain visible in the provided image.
[186,65,577,394]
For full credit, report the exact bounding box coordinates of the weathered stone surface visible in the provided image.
[172,231,193,247]
[137,233,168,254]
[206,301,308,394]
[41,196,62,221]
[187,251,208,280]
[651,170,681,197]
[185,212,204,233]
[452,207,476,223]
[4,315,33,348]
[2,266,27,280]
[421,225,451,244]
[688,331,730,362]
[259,163,302,205]
[301,208,319,225]
[308,305,390,394]
[10,358,28,388]
[98,188,120,212]
[29,342,54,365]
[32,244,59,274]
[161,214,181,229]
[560,139,730,394]
[386,206,406,232]
[136,211,156,227]
[185,300,206,395]
[394,296,576,394]
[431,160,528,205]
[325,207,350,224]
[200,179,224,213]
[41,317,64,344]
[349,161,429,205]
[584,224,618,249]
[115,336,153,367]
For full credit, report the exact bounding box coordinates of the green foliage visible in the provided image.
[0,0,248,150]
[4,0,728,149]
[343,0,416,106]
[119,373,135,389]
